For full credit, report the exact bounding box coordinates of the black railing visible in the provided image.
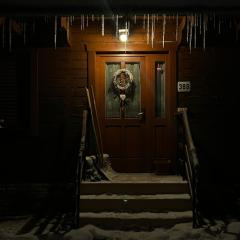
[74,109,88,228]
[177,107,200,228]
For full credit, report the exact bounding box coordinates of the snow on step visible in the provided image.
[80,211,192,219]
[80,194,192,212]
[79,175,192,230]
[80,193,190,200]
[79,211,193,230]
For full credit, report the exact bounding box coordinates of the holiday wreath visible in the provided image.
[110,68,136,102]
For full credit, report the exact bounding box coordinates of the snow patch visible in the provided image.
[0,232,38,240]
[227,222,240,234]
[80,211,192,219]
[63,223,239,240]
[0,219,239,240]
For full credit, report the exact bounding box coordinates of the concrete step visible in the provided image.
[79,211,193,230]
[80,181,189,195]
[80,194,192,212]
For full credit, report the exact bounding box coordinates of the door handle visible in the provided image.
[137,109,145,121]
[137,112,144,116]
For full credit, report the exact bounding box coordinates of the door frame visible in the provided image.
[87,46,178,173]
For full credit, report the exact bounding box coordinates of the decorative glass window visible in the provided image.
[105,62,141,119]
[105,63,121,118]
[155,62,165,118]
[125,63,141,118]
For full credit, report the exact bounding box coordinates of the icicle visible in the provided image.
[80,15,82,30]
[9,19,12,52]
[218,17,221,34]
[67,17,70,42]
[151,14,154,48]
[194,13,197,48]
[175,13,178,41]
[86,15,88,27]
[147,14,149,44]
[199,14,202,35]
[23,21,26,45]
[116,14,118,37]
[189,14,193,53]
[186,15,189,43]
[203,14,206,50]
[156,14,159,22]
[125,21,127,53]
[83,14,85,30]
[53,17,57,49]
[213,12,216,29]
[162,14,166,48]
[112,14,115,21]
[153,14,156,47]
[128,21,130,36]
[143,14,146,29]
[70,16,73,26]
[102,14,104,36]
[32,19,35,33]
[134,14,137,24]
[2,20,4,48]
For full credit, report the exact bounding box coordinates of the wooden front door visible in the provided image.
[95,54,175,173]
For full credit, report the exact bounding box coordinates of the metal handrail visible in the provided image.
[74,110,88,228]
[177,107,200,228]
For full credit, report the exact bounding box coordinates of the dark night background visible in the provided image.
[0,0,240,14]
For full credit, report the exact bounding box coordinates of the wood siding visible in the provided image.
[178,46,240,181]
[0,53,17,128]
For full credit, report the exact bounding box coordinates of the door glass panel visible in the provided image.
[155,62,165,117]
[125,63,141,118]
[105,63,121,118]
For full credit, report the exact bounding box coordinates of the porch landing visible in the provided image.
[97,164,186,183]
[102,172,185,183]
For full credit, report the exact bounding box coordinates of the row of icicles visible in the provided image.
[0,13,239,53]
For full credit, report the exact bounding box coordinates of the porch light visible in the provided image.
[119,28,128,42]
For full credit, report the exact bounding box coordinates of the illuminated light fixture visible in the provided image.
[119,28,128,42]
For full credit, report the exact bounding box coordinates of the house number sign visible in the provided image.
[177,81,191,92]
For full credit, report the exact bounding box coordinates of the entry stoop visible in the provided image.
[79,174,192,230]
